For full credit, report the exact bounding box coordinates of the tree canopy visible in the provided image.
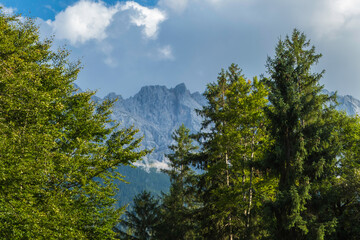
[1,9,359,240]
[127,29,359,240]
[263,29,341,239]
[0,12,148,239]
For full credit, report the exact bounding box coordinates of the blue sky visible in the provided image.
[0,0,158,20]
[1,0,360,99]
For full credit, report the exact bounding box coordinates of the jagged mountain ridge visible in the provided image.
[322,89,360,116]
[96,83,206,168]
[83,84,360,168]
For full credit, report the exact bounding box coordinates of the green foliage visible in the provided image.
[117,29,360,240]
[114,29,360,240]
[263,29,341,239]
[157,124,200,240]
[194,64,273,239]
[114,166,170,209]
[119,191,161,240]
[309,112,360,240]
[152,30,360,240]
[2,11,359,239]
[0,13,148,239]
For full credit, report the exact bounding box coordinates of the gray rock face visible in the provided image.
[322,89,360,116]
[86,84,360,168]
[95,83,205,168]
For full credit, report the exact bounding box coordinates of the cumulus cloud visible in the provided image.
[32,0,360,101]
[45,0,166,45]
[46,0,120,44]
[0,4,16,15]
[310,0,360,38]
[120,1,167,39]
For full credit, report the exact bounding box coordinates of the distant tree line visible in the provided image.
[120,30,360,240]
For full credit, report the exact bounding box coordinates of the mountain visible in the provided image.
[99,83,206,169]
[76,83,360,206]
[90,84,360,169]
[86,83,207,206]
[322,89,360,116]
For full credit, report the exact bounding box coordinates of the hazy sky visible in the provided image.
[1,0,360,99]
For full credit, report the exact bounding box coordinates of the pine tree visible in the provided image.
[157,124,199,240]
[263,29,340,239]
[120,191,161,240]
[0,13,148,239]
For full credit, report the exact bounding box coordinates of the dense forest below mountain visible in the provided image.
[0,11,359,240]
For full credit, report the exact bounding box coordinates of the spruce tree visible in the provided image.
[333,114,360,240]
[309,112,360,240]
[157,124,199,240]
[120,191,161,240]
[263,29,339,239]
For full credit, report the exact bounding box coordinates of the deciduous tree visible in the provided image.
[0,12,148,239]
[195,64,271,239]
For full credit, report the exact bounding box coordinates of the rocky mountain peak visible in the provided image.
[135,85,168,98]
[77,83,360,168]
[172,83,188,95]
[104,92,123,101]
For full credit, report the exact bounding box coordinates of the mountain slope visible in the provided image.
[92,84,360,168]
[78,83,360,206]
[83,83,360,168]
[322,89,360,116]
[100,83,205,169]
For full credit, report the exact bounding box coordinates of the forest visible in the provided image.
[0,11,359,240]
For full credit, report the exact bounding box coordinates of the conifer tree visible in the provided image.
[195,64,271,239]
[0,12,148,239]
[119,191,161,240]
[332,114,360,239]
[157,124,199,239]
[263,29,340,239]
[308,112,360,240]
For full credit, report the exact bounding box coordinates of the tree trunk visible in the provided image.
[225,152,233,240]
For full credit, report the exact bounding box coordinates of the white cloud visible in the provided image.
[158,0,241,13]
[44,0,166,44]
[206,0,224,5]
[0,4,16,15]
[33,0,360,102]
[149,160,170,170]
[158,0,189,13]
[133,159,170,171]
[0,4,26,22]
[158,45,174,60]
[100,43,118,67]
[334,0,360,15]
[121,1,166,39]
[46,0,120,44]
[311,0,360,38]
